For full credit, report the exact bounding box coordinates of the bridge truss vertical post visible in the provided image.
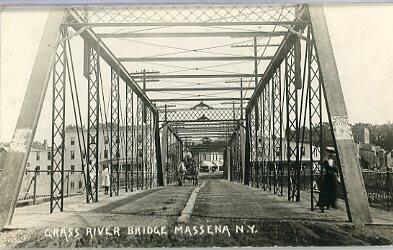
[308,5,372,223]
[135,97,143,190]
[271,68,283,196]
[125,85,133,192]
[146,109,152,188]
[142,106,147,189]
[50,27,67,213]
[307,26,323,211]
[285,40,301,202]
[262,80,272,192]
[244,112,251,185]
[161,124,168,185]
[86,45,100,203]
[250,109,256,187]
[110,68,120,197]
[154,110,164,186]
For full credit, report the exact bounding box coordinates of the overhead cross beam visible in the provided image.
[98,31,287,38]
[231,44,280,48]
[175,128,233,133]
[67,21,307,28]
[131,74,263,79]
[119,56,273,62]
[152,97,250,102]
[147,87,254,92]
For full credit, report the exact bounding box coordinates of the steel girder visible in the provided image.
[110,69,120,197]
[159,108,242,123]
[86,45,100,203]
[262,80,272,192]
[249,108,257,187]
[307,27,323,211]
[136,98,143,190]
[70,5,298,26]
[271,69,284,195]
[285,42,301,203]
[119,56,273,62]
[97,31,287,38]
[125,84,134,192]
[50,28,67,213]
[230,130,242,183]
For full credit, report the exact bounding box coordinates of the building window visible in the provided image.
[71,150,75,160]
[47,151,51,160]
[104,149,108,159]
[70,137,75,146]
[36,152,40,161]
[47,165,51,175]
[70,181,74,189]
[301,147,306,156]
[71,165,75,173]
[79,180,83,189]
[35,166,40,175]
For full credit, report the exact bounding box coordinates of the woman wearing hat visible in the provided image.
[318,147,340,210]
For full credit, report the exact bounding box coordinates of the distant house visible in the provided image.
[350,125,390,170]
[352,126,370,144]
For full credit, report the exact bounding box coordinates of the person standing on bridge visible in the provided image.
[102,166,110,195]
[318,147,340,210]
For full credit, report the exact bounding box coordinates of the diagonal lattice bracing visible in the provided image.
[125,85,134,192]
[250,109,257,187]
[159,108,242,123]
[146,109,152,189]
[86,45,100,203]
[72,5,299,25]
[50,28,66,213]
[136,97,143,190]
[110,68,120,197]
[307,27,323,211]
[285,43,301,202]
[262,80,272,192]
[271,68,284,196]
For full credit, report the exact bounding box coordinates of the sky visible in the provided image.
[1,4,393,143]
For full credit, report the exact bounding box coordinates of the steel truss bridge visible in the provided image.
[0,4,372,229]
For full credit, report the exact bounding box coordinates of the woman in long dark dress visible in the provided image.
[318,149,340,210]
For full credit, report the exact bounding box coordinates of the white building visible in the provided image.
[26,140,51,173]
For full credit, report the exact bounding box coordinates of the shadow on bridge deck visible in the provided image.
[7,185,195,229]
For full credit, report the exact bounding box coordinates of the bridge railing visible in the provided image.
[247,161,392,211]
[17,170,84,206]
[362,170,392,211]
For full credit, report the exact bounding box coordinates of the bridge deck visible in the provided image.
[1,176,393,247]
[6,176,393,229]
